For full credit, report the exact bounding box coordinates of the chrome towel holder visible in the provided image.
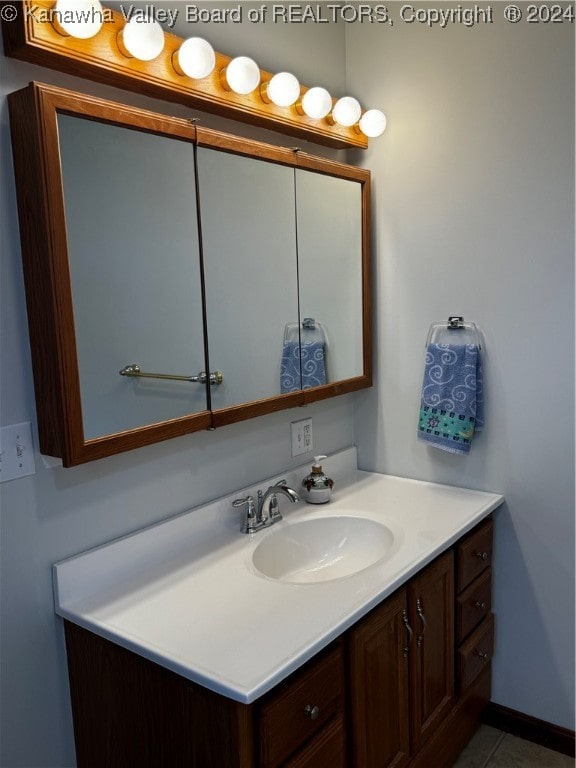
[425,317,482,349]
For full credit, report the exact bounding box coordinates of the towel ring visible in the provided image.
[425,317,482,349]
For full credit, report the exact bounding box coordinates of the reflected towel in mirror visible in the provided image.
[281,340,327,393]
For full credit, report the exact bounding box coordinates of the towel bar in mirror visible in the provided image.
[119,365,224,386]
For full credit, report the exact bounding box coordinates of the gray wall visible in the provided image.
[1,4,574,767]
[347,8,574,731]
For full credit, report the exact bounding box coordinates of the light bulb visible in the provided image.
[117,16,165,61]
[222,56,260,95]
[359,109,387,138]
[52,0,104,39]
[173,38,215,79]
[264,72,300,107]
[300,87,332,119]
[331,97,362,127]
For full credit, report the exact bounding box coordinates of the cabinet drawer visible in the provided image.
[283,716,346,768]
[456,567,492,642]
[258,644,344,768]
[458,613,495,690]
[457,518,493,591]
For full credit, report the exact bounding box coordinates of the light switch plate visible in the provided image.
[291,418,313,457]
[0,422,36,482]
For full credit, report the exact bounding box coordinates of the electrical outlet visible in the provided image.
[0,422,36,483]
[291,418,313,457]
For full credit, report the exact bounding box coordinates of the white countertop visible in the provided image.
[53,448,503,704]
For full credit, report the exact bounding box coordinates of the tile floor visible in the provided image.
[453,725,574,768]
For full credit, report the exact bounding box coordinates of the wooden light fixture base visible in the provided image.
[2,0,368,150]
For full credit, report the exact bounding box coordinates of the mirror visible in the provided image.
[196,145,299,411]
[197,138,368,418]
[295,169,364,384]
[8,82,371,466]
[57,114,208,440]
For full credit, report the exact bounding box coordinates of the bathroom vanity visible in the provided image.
[54,449,502,767]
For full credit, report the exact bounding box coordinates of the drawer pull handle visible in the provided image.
[477,651,489,660]
[475,551,489,561]
[304,704,320,720]
[416,598,427,648]
[402,608,413,658]
[474,601,487,610]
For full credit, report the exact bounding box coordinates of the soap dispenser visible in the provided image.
[302,455,334,504]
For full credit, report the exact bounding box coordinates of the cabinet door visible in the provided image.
[196,144,299,413]
[408,550,455,753]
[282,717,346,768]
[295,168,365,386]
[57,113,208,440]
[8,83,214,466]
[347,588,410,768]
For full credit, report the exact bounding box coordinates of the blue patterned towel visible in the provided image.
[417,344,484,455]
[281,340,327,393]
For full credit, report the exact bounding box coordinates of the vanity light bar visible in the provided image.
[2,0,387,149]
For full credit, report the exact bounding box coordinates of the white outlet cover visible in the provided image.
[291,418,313,457]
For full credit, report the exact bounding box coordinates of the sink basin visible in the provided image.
[251,515,397,584]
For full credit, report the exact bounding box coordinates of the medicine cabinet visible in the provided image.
[8,82,371,466]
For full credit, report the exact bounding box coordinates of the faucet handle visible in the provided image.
[233,495,257,533]
[267,493,282,522]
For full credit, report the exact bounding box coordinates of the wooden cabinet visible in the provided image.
[456,567,491,641]
[8,82,371,467]
[456,518,493,591]
[408,551,455,753]
[63,521,494,768]
[348,550,454,768]
[458,613,495,691]
[282,718,346,768]
[257,643,345,768]
[347,588,410,768]
[347,519,495,768]
[455,518,495,694]
[64,622,345,768]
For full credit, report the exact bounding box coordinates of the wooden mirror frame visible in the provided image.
[8,82,371,466]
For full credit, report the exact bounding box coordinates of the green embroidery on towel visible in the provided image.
[419,406,476,443]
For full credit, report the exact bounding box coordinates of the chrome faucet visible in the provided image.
[259,480,300,523]
[233,480,300,534]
